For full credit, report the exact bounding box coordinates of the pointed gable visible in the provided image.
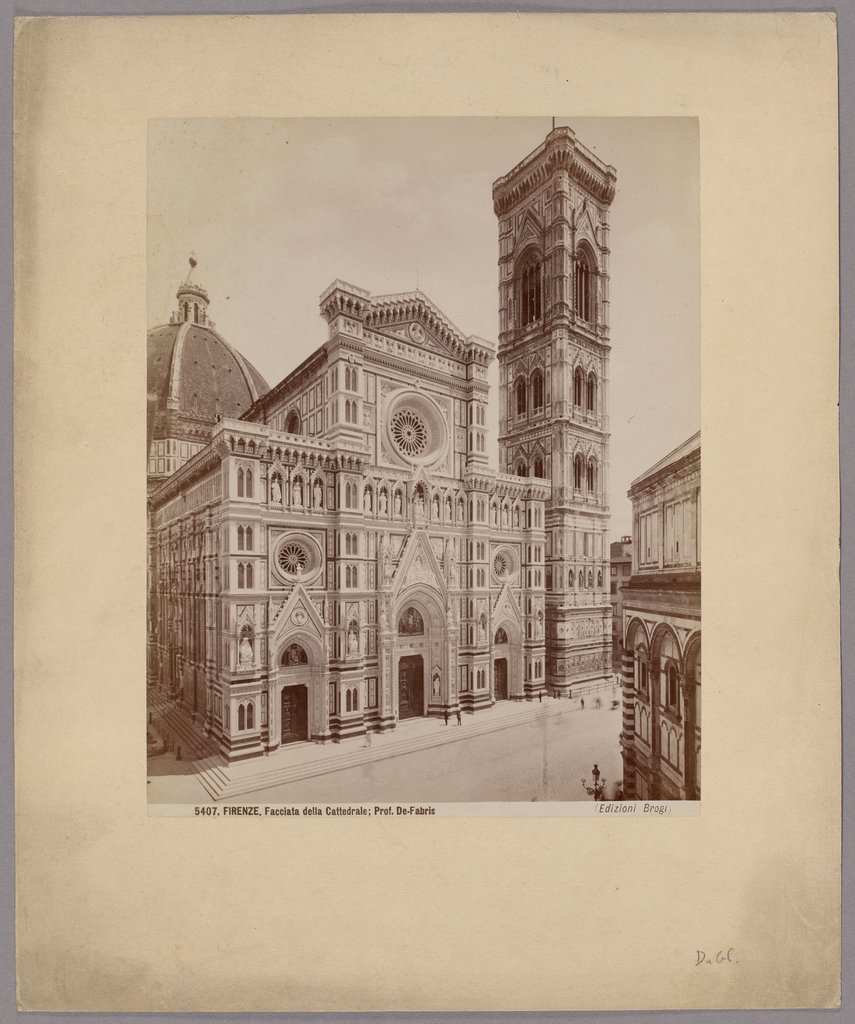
[394,529,447,596]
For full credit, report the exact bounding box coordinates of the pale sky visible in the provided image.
[148,118,699,540]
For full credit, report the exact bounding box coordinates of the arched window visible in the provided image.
[237,526,244,551]
[237,563,245,588]
[533,457,544,478]
[245,527,253,550]
[532,370,544,410]
[238,704,245,730]
[345,690,352,713]
[516,460,528,477]
[237,467,244,497]
[344,367,351,391]
[667,664,679,709]
[194,302,200,324]
[246,702,254,729]
[352,689,359,711]
[495,627,508,644]
[345,565,352,588]
[586,373,597,413]
[574,453,584,490]
[573,367,584,407]
[245,470,253,498]
[521,258,542,326]
[575,249,595,322]
[587,458,596,494]
[516,376,527,416]
[351,369,359,391]
[183,301,189,321]
[245,563,253,588]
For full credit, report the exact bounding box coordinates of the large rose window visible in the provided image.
[383,391,448,467]
[391,410,428,458]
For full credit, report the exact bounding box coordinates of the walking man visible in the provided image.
[444,708,449,726]
[456,708,462,726]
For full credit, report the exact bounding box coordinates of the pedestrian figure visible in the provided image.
[538,691,543,703]
[444,708,449,726]
[363,729,372,749]
[596,697,601,709]
[456,708,462,726]
[581,698,585,710]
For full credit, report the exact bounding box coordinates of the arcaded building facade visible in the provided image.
[147,127,615,762]
[620,433,701,800]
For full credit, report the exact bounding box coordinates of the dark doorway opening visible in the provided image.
[398,655,424,720]
[281,685,308,743]
[494,658,508,701]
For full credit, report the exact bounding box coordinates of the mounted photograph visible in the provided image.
[146,117,700,809]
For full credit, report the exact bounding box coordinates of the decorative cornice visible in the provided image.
[492,128,617,215]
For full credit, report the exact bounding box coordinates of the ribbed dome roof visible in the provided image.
[147,319,269,449]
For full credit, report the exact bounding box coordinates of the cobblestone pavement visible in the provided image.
[217,701,623,804]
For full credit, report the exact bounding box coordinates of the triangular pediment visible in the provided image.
[365,292,470,359]
[492,582,522,624]
[514,209,543,255]
[393,528,447,597]
[272,582,324,641]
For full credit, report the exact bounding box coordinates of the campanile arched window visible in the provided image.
[520,256,542,326]
[587,372,597,413]
[516,376,527,416]
[574,453,584,491]
[531,369,544,411]
[575,247,596,323]
[573,367,584,407]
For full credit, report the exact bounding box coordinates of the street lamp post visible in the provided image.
[581,763,606,801]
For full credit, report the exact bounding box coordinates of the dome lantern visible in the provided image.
[174,256,210,325]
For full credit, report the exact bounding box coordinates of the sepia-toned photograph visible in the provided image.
[146,117,700,810]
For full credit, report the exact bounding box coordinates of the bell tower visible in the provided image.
[492,126,617,695]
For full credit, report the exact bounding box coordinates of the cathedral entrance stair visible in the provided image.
[193,696,583,802]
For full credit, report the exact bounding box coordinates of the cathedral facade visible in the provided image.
[147,127,616,762]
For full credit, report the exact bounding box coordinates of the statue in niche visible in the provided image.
[502,505,510,527]
[313,479,323,508]
[514,507,520,528]
[292,479,303,506]
[348,628,359,655]
[364,489,373,513]
[270,476,282,504]
[432,672,441,698]
[394,491,403,515]
[379,602,388,628]
[239,635,253,667]
[379,490,388,514]
[536,612,544,639]
[457,500,464,523]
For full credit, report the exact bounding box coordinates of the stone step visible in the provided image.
[211,700,572,801]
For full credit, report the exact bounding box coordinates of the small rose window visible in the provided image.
[278,542,309,576]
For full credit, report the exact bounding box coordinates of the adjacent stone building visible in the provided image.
[610,535,632,665]
[620,433,701,800]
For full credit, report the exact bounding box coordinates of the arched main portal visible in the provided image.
[492,619,524,701]
[393,590,445,721]
[271,634,326,748]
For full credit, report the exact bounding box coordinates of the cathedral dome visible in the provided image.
[147,266,269,483]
